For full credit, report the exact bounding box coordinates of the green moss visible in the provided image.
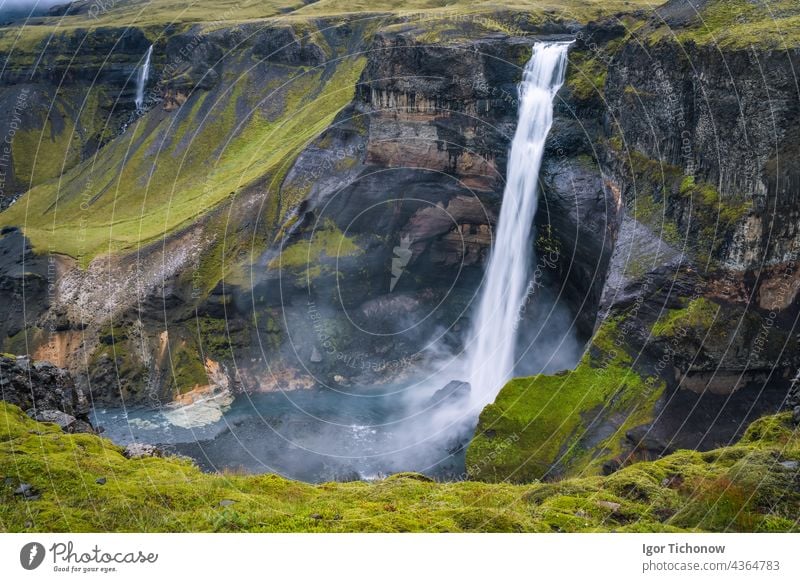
[670,446,799,532]
[269,220,363,280]
[1,53,367,263]
[566,49,609,101]
[655,0,800,49]
[194,316,233,359]
[87,330,149,400]
[535,223,561,256]
[11,117,80,188]
[1,401,797,532]
[740,412,795,445]
[651,298,720,338]
[169,341,208,394]
[467,318,665,482]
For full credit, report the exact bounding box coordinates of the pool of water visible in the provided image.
[92,382,472,483]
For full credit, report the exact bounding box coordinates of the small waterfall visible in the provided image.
[135,45,153,112]
[466,41,571,407]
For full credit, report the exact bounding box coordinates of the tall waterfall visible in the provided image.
[466,42,571,407]
[135,45,153,112]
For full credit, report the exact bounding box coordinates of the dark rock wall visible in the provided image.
[0,353,89,421]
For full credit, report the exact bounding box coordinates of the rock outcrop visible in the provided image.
[0,353,92,432]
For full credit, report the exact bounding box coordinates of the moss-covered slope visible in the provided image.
[468,319,666,483]
[651,0,800,49]
[0,49,366,261]
[1,401,797,532]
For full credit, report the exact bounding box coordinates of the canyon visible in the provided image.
[0,0,798,522]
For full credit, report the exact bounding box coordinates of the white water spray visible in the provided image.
[135,45,153,112]
[466,42,571,407]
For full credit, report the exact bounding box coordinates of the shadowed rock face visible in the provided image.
[586,40,800,468]
[236,29,614,390]
[0,353,90,422]
[600,39,800,374]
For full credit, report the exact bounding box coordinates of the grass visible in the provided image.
[653,0,800,49]
[0,51,367,263]
[0,1,663,53]
[0,401,797,532]
[565,40,624,102]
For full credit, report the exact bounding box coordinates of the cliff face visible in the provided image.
[0,4,798,484]
[255,28,612,388]
[0,27,152,204]
[0,15,611,404]
[469,20,800,481]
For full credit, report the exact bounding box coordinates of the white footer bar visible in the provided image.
[1,533,798,581]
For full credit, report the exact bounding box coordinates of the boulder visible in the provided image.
[26,409,76,430]
[625,425,673,455]
[123,443,162,459]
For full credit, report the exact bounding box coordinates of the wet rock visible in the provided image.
[428,380,471,406]
[95,477,107,485]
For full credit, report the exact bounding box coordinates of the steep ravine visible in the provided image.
[0,6,798,485]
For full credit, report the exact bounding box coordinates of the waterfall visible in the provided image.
[466,41,571,407]
[135,45,153,112]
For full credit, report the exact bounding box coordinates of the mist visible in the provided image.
[86,39,587,484]
[0,0,67,19]
[92,287,584,483]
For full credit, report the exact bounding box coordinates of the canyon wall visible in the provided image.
[0,5,797,482]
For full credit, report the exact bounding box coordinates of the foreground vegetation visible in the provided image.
[1,401,797,532]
